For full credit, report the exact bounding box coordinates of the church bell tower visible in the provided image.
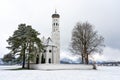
[51,10,60,63]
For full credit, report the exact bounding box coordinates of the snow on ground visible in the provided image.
[31,64,93,70]
[0,65,120,80]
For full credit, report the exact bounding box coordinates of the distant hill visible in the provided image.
[60,57,120,65]
[0,58,4,65]
[60,58,81,64]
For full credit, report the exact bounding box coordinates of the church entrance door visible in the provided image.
[36,55,39,64]
[41,54,45,63]
[49,58,51,63]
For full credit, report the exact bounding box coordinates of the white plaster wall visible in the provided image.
[51,17,60,64]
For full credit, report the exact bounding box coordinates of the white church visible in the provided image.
[35,10,60,64]
[31,10,93,70]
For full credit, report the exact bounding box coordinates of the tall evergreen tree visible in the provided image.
[7,24,43,69]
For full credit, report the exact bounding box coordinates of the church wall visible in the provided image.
[38,11,60,64]
[51,15,60,64]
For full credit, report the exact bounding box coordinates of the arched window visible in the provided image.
[49,50,52,53]
[44,50,46,53]
[36,55,39,64]
[41,54,45,63]
[53,23,55,26]
[56,23,57,26]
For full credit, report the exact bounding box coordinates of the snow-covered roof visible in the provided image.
[44,37,55,46]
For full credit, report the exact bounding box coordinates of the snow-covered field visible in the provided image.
[0,65,120,80]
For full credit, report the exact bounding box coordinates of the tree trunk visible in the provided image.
[84,47,88,64]
[27,55,30,69]
[93,61,97,69]
[86,54,89,64]
[27,43,31,69]
[84,53,88,64]
[22,47,26,69]
[81,53,84,64]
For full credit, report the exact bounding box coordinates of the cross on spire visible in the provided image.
[55,9,57,14]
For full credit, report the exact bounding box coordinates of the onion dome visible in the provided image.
[52,10,60,18]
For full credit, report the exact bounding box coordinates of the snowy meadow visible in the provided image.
[0,65,120,80]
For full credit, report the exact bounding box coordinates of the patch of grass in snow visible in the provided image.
[5,68,34,70]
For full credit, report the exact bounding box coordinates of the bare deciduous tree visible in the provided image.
[70,22,105,64]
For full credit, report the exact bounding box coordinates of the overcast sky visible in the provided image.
[0,0,120,61]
